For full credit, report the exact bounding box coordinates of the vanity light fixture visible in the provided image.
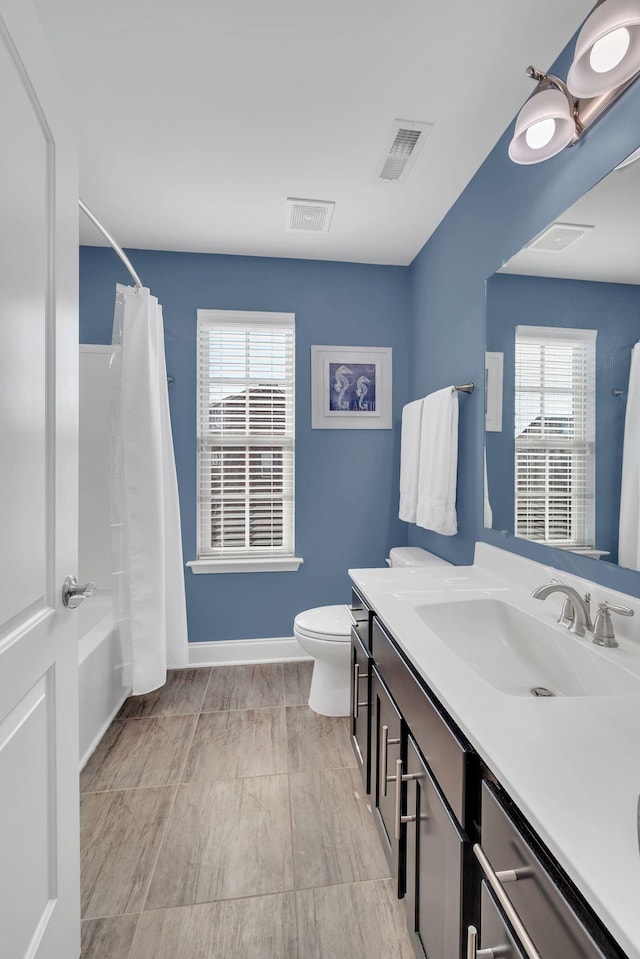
[509,0,640,165]
[567,0,640,98]
[508,72,577,164]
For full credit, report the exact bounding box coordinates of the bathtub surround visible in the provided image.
[78,592,129,768]
[80,250,410,643]
[110,285,188,691]
[78,349,130,766]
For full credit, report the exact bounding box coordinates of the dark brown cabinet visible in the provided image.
[349,587,373,793]
[371,665,403,892]
[350,626,372,791]
[369,616,477,951]
[404,734,470,959]
[474,883,526,959]
[350,594,626,959]
[476,781,611,959]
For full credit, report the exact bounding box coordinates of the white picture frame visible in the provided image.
[311,345,392,429]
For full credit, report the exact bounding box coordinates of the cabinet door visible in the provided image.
[371,666,403,891]
[350,627,371,792]
[474,882,526,958]
[405,736,467,959]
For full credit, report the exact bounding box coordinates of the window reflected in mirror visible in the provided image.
[485,148,640,570]
[514,326,596,549]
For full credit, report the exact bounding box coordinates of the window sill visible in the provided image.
[186,557,304,574]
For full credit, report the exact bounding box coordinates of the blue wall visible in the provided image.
[80,248,410,641]
[407,32,640,595]
[486,273,640,563]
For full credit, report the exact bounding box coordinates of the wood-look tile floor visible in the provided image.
[80,663,414,959]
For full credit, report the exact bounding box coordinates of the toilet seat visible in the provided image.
[294,605,352,642]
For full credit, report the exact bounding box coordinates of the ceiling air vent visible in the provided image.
[526,222,594,253]
[286,198,335,232]
[378,119,433,182]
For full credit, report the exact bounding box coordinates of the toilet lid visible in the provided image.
[294,605,352,642]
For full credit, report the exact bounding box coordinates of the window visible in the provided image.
[189,310,301,573]
[514,325,596,548]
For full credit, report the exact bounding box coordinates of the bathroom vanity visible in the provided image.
[349,545,640,959]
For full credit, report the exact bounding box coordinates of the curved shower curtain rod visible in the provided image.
[78,199,143,290]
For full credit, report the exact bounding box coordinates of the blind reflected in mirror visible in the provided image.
[485,148,640,570]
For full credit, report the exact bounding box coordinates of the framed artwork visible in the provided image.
[311,345,392,429]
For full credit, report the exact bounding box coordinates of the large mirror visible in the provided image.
[484,149,640,571]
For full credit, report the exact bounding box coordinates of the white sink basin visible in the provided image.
[415,598,640,697]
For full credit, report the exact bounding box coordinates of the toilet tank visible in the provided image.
[387,547,451,569]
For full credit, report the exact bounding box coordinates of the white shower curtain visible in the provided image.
[619,341,640,571]
[109,284,188,694]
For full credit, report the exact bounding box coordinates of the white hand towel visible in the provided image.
[399,398,424,522]
[416,387,458,536]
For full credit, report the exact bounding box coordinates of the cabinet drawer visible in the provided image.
[480,781,610,959]
[372,616,473,829]
[477,882,526,958]
[371,667,403,892]
[350,626,372,792]
[350,587,372,652]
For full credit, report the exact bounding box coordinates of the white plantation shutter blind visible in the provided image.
[515,326,596,547]
[197,311,295,559]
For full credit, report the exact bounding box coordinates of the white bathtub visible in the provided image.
[78,590,130,769]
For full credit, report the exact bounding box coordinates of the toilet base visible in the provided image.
[308,657,351,717]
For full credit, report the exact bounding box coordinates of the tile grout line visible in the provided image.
[283,696,302,959]
[133,702,202,924]
[198,666,214,715]
[87,670,214,958]
[124,912,144,959]
[85,875,395,926]
[88,663,374,957]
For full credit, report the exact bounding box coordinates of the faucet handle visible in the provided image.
[593,601,634,648]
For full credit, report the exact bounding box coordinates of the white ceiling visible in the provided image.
[35,0,592,265]
[500,152,640,285]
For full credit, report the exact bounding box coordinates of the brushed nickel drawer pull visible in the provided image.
[473,845,542,959]
[466,925,508,959]
[353,664,359,719]
[380,725,401,797]
[353,664,369,720]
[495,867,533,883]
[394,758,422,840]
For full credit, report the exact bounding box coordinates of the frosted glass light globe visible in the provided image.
[525,117,556,150]
[590,26,631,72]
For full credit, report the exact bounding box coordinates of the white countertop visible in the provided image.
[349,544,640,959]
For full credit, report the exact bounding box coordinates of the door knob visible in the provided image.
[62,575,96,609]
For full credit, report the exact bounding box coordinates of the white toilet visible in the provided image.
[293,547,451,716]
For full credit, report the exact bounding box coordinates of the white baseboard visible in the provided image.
[186,636,312,667]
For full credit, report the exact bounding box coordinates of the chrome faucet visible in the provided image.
[531,581,593,637]
[532,580,634,646]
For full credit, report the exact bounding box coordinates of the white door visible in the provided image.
[0,1,80,957]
